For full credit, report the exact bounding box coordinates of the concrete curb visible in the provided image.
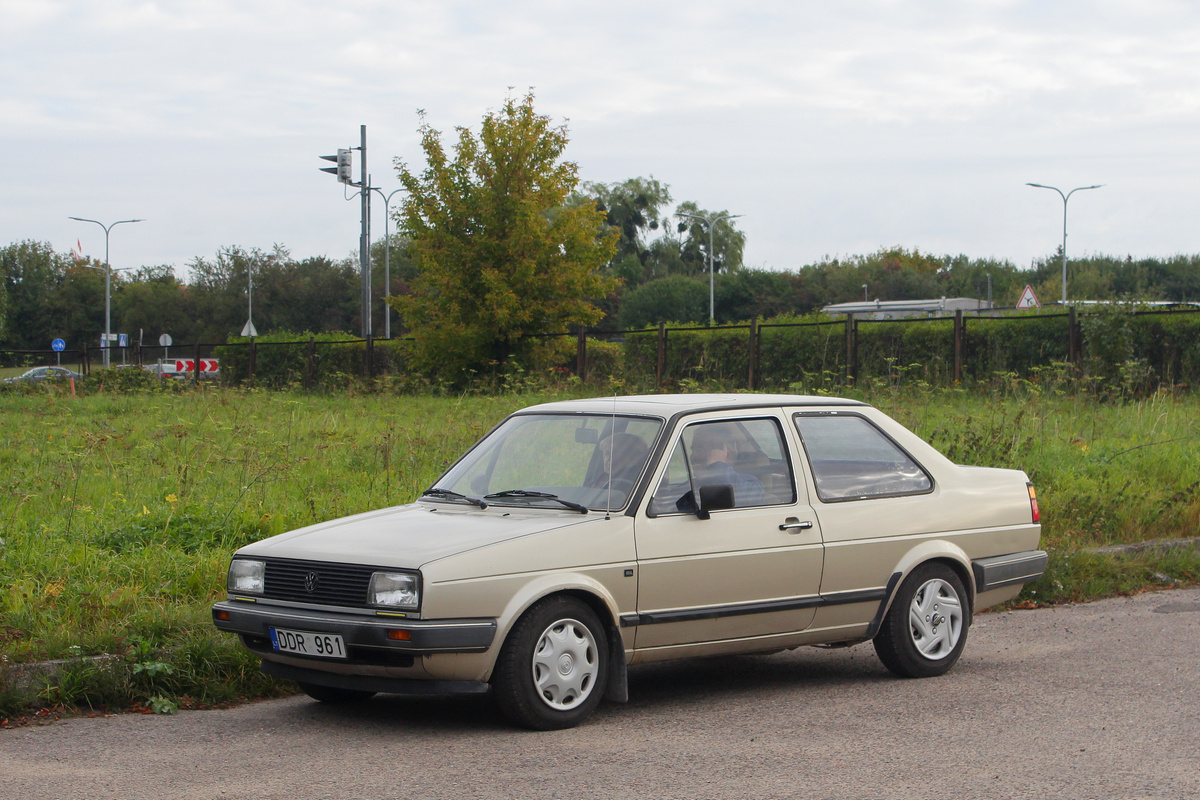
[1084,537,1200,556]
[2,654,121,695]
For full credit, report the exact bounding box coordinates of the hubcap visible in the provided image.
[531,618,598,710]
[908,578,963,660]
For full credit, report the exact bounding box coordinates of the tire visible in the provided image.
[297,681,376,704]
[492,596,608,730]
[874,562,970,679]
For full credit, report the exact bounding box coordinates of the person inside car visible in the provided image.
[690,424,766,506]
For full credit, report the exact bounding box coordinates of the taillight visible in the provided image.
[1027,482,1040,523]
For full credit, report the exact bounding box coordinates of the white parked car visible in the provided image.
[213,394,1045,729]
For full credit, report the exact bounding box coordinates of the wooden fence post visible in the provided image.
[1069,306,1080,367]
[306,336,316,388]
[80,345,89,376]
[194,342,202,383]
[576,328,587,383]
[953,309,964,383]
[844,315,857,385]
[747,317,758,391]
[656,322,667,390]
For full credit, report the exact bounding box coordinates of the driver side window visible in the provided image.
[648,418,794,515]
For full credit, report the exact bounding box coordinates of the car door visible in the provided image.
[630,410,824,654]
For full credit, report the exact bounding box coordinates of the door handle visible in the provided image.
[779,518,814,532]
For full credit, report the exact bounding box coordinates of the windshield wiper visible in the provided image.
[420,488,487,509]
[483,489,589,514]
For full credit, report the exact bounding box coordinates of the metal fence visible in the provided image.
[6,306,1198,391]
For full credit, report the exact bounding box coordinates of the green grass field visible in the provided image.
[1,384,1198,716]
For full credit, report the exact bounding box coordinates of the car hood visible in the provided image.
[235,501,594,568]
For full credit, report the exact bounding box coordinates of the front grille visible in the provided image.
[262,558,377,609]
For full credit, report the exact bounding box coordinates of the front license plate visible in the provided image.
[269,627,347,659]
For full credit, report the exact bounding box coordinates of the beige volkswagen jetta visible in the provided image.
[213,394,1045,729]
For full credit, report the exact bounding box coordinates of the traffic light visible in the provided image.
[319,149,354,184]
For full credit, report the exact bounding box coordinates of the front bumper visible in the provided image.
[260,659,490,696]
[212,600,497,658]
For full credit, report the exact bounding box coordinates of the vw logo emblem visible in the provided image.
[304,571,320,593]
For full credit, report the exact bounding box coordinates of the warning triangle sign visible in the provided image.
[1016,285,1040,309]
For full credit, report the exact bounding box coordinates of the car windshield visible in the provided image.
[431,413,663,512]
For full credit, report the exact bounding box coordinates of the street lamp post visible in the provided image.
[68,217,143,367]
[369,185,404,339]
[1026,183,1103,305]
[676,211,742,324]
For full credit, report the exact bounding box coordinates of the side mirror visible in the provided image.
[699,484,735,513]
[674,484,735,519]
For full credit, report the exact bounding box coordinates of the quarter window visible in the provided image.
[793,414,932,502]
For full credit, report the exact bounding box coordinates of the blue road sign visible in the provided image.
[51,338,66,352]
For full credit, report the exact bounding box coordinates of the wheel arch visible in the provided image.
[870,542,977,638]
[489,579,629,703]
[492,576,623,645]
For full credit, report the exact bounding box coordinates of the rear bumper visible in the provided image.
[972,550,1048,593]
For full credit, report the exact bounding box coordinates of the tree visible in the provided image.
[187,246,264,343]
[255,253,359,335]
[671,202,747,279]
[115,265,196,345]
[392,92,618,379]
[47,260,106,349]
[1,240,70,350]
[581,176,673,286]
[713,269,801,323]
[617,275,708,329]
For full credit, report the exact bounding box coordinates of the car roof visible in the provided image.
[517,393,868,418]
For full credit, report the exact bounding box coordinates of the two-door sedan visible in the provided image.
[213,394,1046,729]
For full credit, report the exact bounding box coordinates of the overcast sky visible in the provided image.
[4,0,1199,286]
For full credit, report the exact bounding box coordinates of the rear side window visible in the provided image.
[793,414,932,502]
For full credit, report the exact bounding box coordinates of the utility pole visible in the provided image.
[359,125,370,339]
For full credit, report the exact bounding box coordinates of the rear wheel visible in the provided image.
[493,596,608,730]
[297,682,376,704]
[874,563,969,678]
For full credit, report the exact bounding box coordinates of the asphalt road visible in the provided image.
[3,586,1199,800]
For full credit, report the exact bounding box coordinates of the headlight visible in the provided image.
[228,559,265,594]
[369,571,420,610]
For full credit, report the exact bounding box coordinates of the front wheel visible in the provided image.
[492,596,608,730]
[874,563,969,678]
